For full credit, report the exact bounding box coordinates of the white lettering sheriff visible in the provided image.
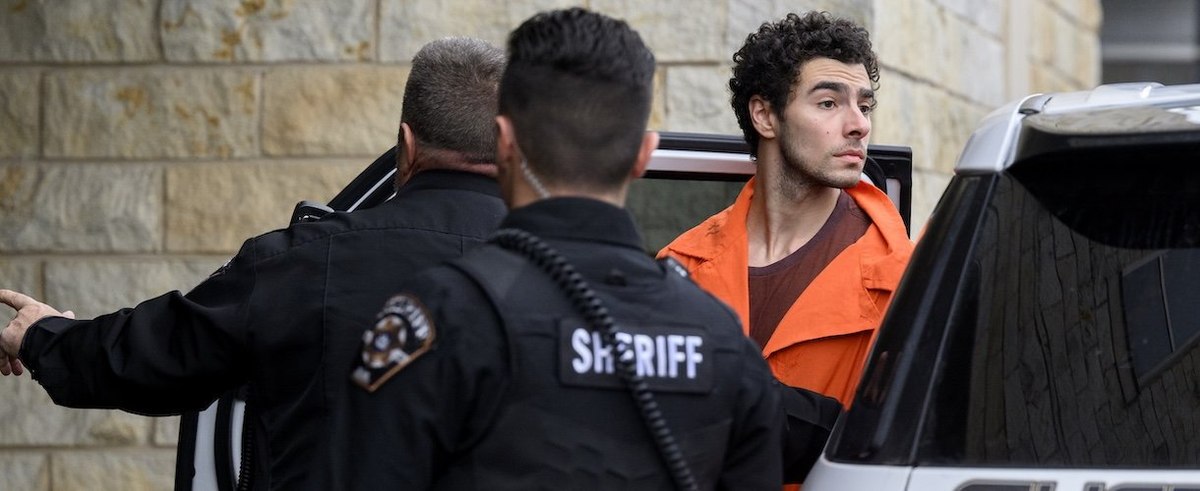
[558,322,714,393]
[571,329,704,379]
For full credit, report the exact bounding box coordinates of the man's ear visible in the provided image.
[495,115,520,167]
[399,122,418,175]
[749,95,777,140]
[630,130,659,179]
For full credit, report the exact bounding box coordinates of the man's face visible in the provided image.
[775,57,874,189]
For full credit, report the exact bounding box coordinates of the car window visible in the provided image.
[918,151,1200,468]
[627,178,745,253]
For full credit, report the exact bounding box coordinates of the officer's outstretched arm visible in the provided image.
[14,243,261,415]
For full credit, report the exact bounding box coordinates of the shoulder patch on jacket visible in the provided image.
[351,294,436,392]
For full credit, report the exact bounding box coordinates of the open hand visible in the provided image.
[0,289,74,376]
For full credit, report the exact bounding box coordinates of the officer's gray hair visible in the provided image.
[401,37,505,164]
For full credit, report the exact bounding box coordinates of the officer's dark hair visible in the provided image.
[401,37,506,164]
[731,11,879,159]
[499,8,655,192]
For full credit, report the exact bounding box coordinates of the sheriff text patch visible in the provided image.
[559,321,713,394]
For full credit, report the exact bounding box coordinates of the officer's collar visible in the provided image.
[501,197,645,251]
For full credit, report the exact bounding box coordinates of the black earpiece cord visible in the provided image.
[490,228,698,491]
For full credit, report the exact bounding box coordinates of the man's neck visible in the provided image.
[502,157,628,209]
[745,157,842,267]
[396,148,497,188]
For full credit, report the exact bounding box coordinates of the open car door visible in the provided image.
[644,132,912,236]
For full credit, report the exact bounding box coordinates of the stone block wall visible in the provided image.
[0,0,1100,488]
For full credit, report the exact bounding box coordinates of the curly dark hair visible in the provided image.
[730,11,879,159]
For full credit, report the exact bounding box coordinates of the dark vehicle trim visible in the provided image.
[828,174,995,465]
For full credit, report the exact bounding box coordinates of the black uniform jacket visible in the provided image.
[344,197,786,490]
[18,170,506,489]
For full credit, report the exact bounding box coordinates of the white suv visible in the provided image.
[807,82,1200,491]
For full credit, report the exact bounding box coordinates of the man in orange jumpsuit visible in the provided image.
[660,11,913,408]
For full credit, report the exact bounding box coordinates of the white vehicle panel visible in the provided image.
[807,462,1200,491]
[907,466,1200,491]
[646,148,755,176]
[803,456,912,490]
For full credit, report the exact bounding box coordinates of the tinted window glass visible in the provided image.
[920,157,1200,468]
[1122,256,1174,379]
[626,178,744,253]
[1162,251,1200,347]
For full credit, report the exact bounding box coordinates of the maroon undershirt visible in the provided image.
[747,190,871,349]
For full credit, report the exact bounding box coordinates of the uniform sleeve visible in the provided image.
[18,240,259,415]
[343,268,509,489]
[780,384,841,483]
[718,340,786,490]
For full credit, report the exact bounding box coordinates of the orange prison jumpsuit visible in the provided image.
[659,177,913,407]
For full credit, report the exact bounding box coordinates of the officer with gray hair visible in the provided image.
[1,37,508,490]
